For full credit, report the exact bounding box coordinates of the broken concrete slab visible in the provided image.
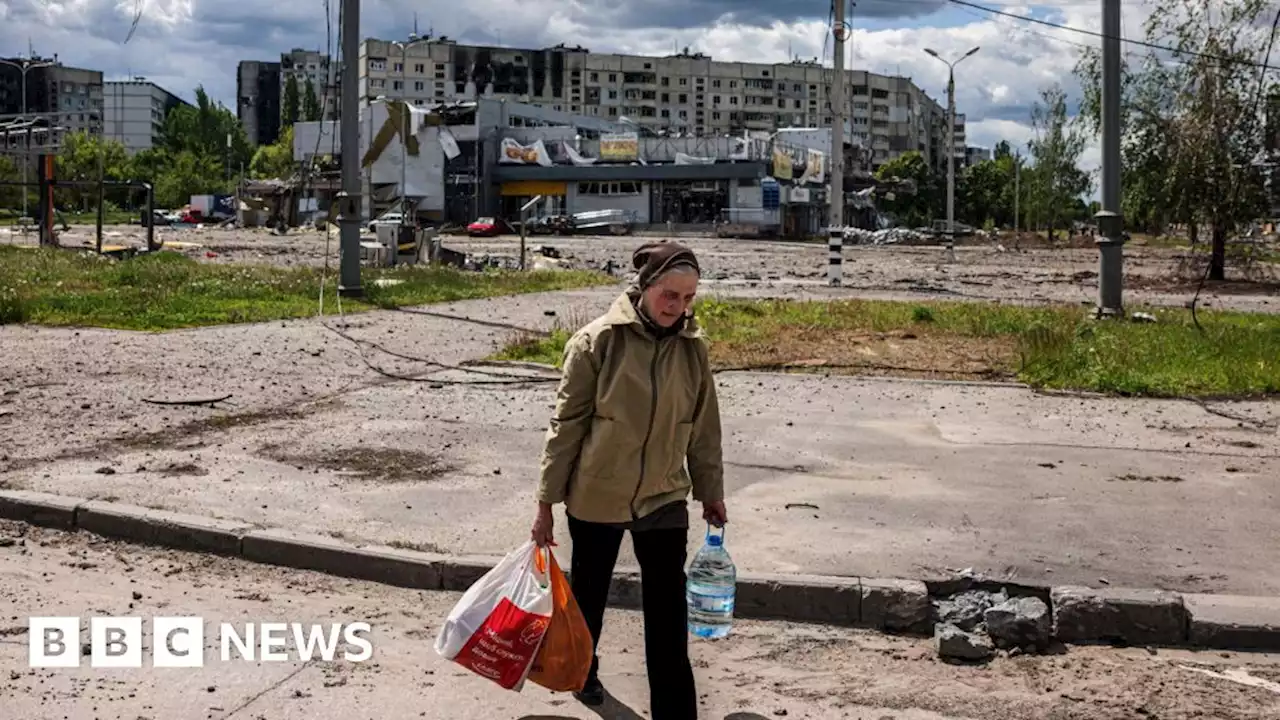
[985,596,1051,650]
[936,589,1007,631]
[935,622,994,662]
[0,490,84,529]
[861,578,931,634]
[736,573,861,626]
[1185,594,1280,652]
[75,501,253,555]
[1051,586,1188,647]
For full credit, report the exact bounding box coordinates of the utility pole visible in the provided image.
[827,0,848,287]
[1096,0,1124,317]
[925,47,978,263]
[337,0,363,297]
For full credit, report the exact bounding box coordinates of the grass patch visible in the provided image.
[0,246,611,331]
[493,297,1280,398]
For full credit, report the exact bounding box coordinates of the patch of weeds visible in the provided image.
[493,296,1280,398]
[386,539,445,554]
[1111,474,1185,483]
[0,246,611,331]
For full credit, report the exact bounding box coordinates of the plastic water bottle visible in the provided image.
[687,525,736,639]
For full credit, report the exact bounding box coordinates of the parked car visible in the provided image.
[467,217,504,236]
[368,210,406,233]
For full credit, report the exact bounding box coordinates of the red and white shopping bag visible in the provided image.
[434,541,554,691]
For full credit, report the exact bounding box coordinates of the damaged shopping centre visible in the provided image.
[281,96,917,239]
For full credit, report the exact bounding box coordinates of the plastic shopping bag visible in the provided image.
[528,551,593,692]
[434,541,553,691]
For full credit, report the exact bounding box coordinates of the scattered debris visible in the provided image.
[936,622,995,662]
[1131,312,1158,323]
[784,503,820,511]
[95,467,116,475]
[1111,474,1185,483]
[984,596,1052,651]
[936,589,1007,631]
[843,227,932,245]
[141,394,232,407]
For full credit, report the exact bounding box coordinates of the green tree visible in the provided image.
[876,151,940,227]
[1076,0,1273,279]
[957,159,1002,228]
[303,79,322,122]
[1025,84,1092,241]
[250,125,297,179]
[54,132,132,211]
[152,151,227,208]
[282,75,300,128]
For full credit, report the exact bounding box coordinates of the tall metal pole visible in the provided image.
[827,0,847,287]
[20,69,28,220]
[396,43,408,268]
[337,0,363,297]
[925,47,977,262]
[946,68,956,262]
[1096,0,1125,316]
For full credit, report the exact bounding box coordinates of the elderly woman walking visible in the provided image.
[531,240,727,719]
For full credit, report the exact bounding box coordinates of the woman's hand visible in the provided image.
[702,500,728,528]
[531,503,556,547]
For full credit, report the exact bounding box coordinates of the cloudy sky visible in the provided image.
[1,0,1163,175]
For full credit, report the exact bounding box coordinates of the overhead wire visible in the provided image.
[947,0,1280,72]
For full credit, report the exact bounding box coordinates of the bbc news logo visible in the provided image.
[28,617,373,668]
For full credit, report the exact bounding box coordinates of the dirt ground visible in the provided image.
[2,225,1279,598]
[2,519,1278,720]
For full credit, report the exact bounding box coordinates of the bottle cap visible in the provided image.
[706,535,723,547]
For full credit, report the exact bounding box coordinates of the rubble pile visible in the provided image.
[842,227,932,245]
[933,588,1052,663]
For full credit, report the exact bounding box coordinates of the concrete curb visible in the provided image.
[2,490,1277,652]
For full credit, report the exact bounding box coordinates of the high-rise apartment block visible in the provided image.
[102,79,186,154]
[0,55,103,141]
[357,38,965,174]
[237,49,336,147]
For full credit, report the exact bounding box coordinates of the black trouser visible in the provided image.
[568,514,697,720]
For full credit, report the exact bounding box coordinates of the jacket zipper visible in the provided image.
[631,334,661,520]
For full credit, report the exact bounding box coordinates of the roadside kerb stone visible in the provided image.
[1052,586,1188,647]
[1185,594,1280,651]
[861,578,932,634]
[242,529,456,591]
[438,553,505,591]
[5,497,1279,651]
[0,490,85,529]
[736,573,861,626]
[76,501,253,556]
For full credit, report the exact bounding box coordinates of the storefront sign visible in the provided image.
[599,133,639,162]
[771,148,793,180]
[499,138,553,167]
[790,187,810,203]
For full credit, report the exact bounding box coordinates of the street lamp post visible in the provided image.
[387,35,429,267]
[924,47,978,263]
[0,57,55,221]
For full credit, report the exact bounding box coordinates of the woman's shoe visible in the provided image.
[574,677,605,707]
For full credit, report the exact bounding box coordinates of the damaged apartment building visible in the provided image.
[358,36,964,176]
